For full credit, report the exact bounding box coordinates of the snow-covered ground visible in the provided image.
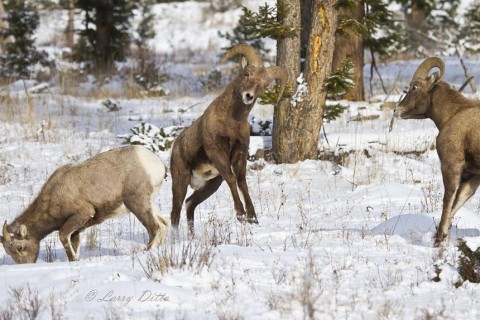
[1,1,480,319]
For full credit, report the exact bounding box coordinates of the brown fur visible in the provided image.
[170,45,287,233]
[395,58,480,245]
[1,146,168,263]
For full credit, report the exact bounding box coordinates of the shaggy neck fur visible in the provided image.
[428,82,479,130]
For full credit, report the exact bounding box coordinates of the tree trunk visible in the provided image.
[300,0,313,54]
[405,0,432,50]
[298,0,338,160]
[332,3,364,101]
[95,0,115,72]
[65,0,75,49]
[0,2,7,54]
[274,0,338,163]
[272,0,301,164]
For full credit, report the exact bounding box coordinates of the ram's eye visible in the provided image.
[411,85,417,91]
[244,71,251,77]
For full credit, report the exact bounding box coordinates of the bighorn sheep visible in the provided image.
[1,146,168,263]
[170,44,287,233]
[394,57,480,245]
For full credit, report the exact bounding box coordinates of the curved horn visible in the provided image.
[221,44,264,68]
[3,221,12,242]
[266,66,289,103]
[412,57,445,82]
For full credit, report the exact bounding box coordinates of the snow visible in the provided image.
[290,73,308,107]
[1,1,480,319]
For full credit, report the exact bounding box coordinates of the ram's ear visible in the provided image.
[241,57,248,70]
[19,225,28,239]
[428,72,441,91]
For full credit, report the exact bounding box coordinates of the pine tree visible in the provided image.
[460,0,480,54]
[135,0,156,50]
[326,59,355,98]
[424,0,461,53]
[219,3,296,59]
[74,0,137,72]
[363,0,404,95]
[133,0,166,95]
[364,0,404,58]
[223,3,352,107]
[395,0,461,54]
[396,0,434,50]
[282,0,339,162]
[456,239,480,286]
[333,0,365,101]
[0,0,49,79]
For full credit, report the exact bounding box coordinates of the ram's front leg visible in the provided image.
[206,143,246,221]
[59,210,92,261]
[231,144,258,224]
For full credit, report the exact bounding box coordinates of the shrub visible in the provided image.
[119,122,184,152]
[456,239,480,287]
[139,235,216,281]
[133,49,168,96]
[249,116,272,136]
[0,284,44,320]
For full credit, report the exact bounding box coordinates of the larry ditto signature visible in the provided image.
[85,289,169,306]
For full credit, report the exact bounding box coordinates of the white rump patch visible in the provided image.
[190,163,219,190]
[113,203,130,216]
[134,146,166,186]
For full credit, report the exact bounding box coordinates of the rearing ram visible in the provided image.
[170,44,287,233]
[395,57,480,245]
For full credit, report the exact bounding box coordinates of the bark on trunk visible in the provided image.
[95,0,114,71]
[274,0,338,163]
[405,1,432,50]
[332,3,364,101]
[65,0,75,49]
[0,2,7,54]
[298,0,338,160]
[300,0,313,53]
[272,0,301,163]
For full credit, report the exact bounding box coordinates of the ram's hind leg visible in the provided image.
[436,162,464,245]
[170,159,190,229]
[440,174,480,244]
[185,175,223,235]
[125,196,167,250]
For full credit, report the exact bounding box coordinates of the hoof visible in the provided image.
[236,215,258,224]
[236,214,247,223]
[247,217,258,224]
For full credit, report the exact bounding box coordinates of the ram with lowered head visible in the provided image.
[394,57,480,245]
[1,145,168,264]
[170,44,287,233]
